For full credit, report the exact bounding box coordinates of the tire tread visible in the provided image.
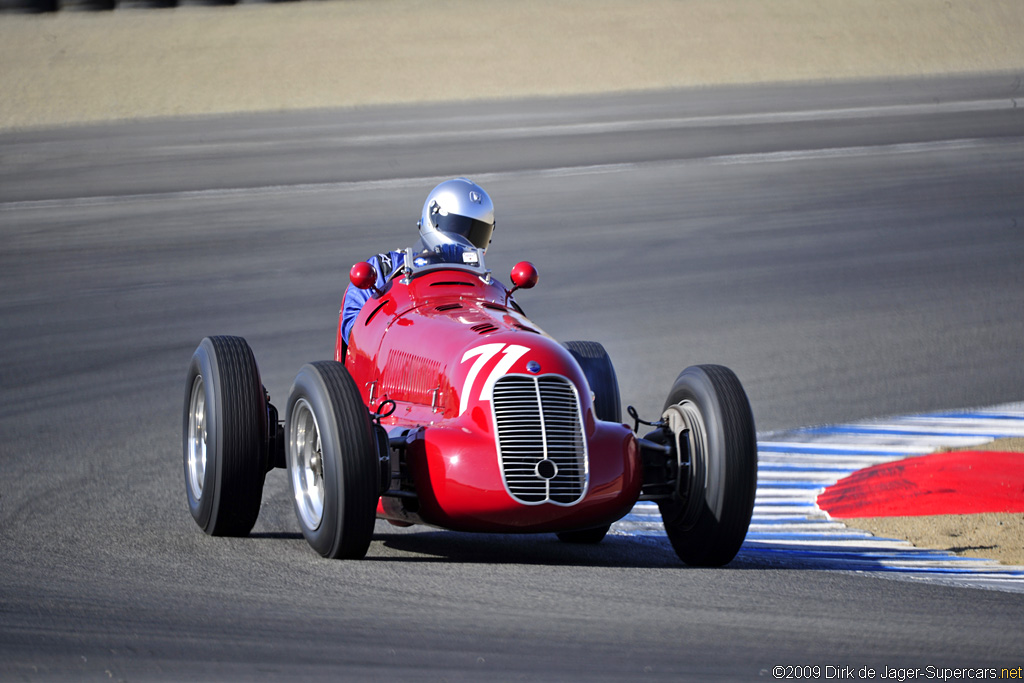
[661,364,757,567]
[207,336,266,536]
[302,361,377,559]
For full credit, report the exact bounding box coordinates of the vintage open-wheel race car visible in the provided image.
[183,244,758,566]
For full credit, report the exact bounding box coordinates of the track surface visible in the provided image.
[2,75,1024,679]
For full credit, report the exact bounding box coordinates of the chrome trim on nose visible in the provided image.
[491,374,588,506]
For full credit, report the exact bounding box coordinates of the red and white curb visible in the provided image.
[610,402,1024,592]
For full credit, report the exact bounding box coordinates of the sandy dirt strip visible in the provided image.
[2,0,1024,129]
[842,439,1024,566]
[842,513,1023,566]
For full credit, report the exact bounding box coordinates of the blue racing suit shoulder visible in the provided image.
[340,250,406,345]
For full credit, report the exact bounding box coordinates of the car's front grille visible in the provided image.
[491,374,588,505]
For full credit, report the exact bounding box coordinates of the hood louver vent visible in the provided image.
[429,281,474,288]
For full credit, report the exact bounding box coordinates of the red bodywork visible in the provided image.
[337,265,642,533]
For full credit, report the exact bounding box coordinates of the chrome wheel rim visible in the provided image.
[187,375,207,501]
[290,398,325,531]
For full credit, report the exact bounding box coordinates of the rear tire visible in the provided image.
[286,361,378,559]
[183,336,267,536]
[658,365,757,567]
[558,341,620,546]
[562,341,621,423]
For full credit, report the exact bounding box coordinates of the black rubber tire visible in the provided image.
[286,361,378,559]
[183,336,267,537]
[562,341,622,423]
[556,525,611,544]
[658,365,757,567]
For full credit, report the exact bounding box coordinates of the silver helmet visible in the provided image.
[417,178,495,252]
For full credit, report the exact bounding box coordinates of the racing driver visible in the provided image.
[339,177,496,348]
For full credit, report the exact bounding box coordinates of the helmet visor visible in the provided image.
[433,212,494,250]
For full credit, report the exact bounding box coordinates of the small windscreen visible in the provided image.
[407,244,489,279]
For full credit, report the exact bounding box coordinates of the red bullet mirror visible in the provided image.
[349,261,378,290]
[510,261,538,291]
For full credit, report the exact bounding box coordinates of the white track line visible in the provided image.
[6,137,1024,212]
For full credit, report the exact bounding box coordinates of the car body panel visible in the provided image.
[342,263,642,533]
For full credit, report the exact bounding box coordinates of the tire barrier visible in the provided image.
[0,0,262,12]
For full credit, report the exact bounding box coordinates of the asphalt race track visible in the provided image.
[2,75,1023,679]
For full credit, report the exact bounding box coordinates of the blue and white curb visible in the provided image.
[611,402,1024,592]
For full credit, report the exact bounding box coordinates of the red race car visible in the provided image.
[183,245,757,566]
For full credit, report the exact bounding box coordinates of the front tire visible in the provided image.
[286,361,378,559]
[183,336,267,536]
[658,365,757,567]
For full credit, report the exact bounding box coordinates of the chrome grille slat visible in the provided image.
[491,374,588,506]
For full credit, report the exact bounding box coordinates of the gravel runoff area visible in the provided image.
[2,0,1021,565]
[1,0,1024,129]
[843,439,1024,567]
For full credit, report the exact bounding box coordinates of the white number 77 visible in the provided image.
[459,343,530,415]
